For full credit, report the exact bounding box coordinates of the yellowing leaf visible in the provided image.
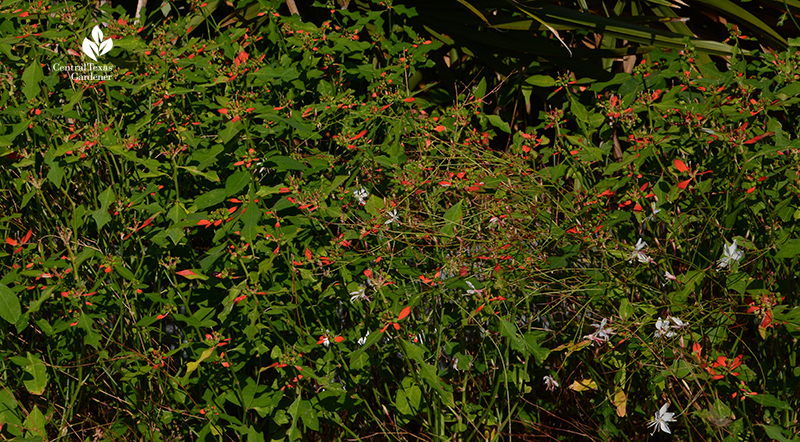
[185,347,215,376]
[612,387,627,417]
[552,340,593,358]
[568,378,597,392]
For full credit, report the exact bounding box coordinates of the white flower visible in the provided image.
[717,239,744,269]
[655,317,675,338]
[669,316,688,330]
[349,286,368,303]
[319,335,330,348]
[646,202,661,221]
[353,188,369,205]
[357,331,370,346]
[543,375,559,391]
[585,318,615,344]
[384,209,400,225]
[648,402,677,435]
[629,238,653,264]
[465,281,484,296]
[661,270,678,287]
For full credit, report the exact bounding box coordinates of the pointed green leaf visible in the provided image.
[92,186,116,231]
[0,283,21,324]
[22,61,43,101]
[486,114,510,133]
[241,201,261,242]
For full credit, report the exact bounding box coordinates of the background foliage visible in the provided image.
[2,0,800,441]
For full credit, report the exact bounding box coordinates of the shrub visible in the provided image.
[2,1,800,441]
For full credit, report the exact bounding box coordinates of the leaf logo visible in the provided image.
[81,26,113,61]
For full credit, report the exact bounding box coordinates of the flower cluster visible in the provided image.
[584,318,615,344]
[654,316,687,338]
[629,238,654,264]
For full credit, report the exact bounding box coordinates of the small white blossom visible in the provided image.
[543,375,559,391]
[648,402,677,435]
[585,318,615,344]
[349,286,368,303]
[646,202,662,222]
[465,281,484,296]
[661,270,678,287]
[384,209,400,225]
[629,238,654,264]
[353,188,369,205]
[357,331,370,346]
[651,202,662,216]
[670,316,688,330]
[655,317,675,338]
[717,239,744,270]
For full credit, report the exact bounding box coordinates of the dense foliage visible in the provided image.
[3,1,800,441]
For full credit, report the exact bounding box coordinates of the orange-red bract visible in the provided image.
[674,159,689,173]
[397,306,411,321]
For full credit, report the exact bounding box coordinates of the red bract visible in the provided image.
[397,306,411,321]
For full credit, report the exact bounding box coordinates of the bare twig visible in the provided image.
[287,0,299,16]
[135,0,147,20]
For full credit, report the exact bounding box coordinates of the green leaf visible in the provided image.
[267,155,308,171]
[92,186,116,231]
[526,75,556,87]
[775,239,800,259]
[400,340,426,363]
[486,114,511,133]
[761,425,794,442]
[114,264,135,281]
[499,319,528,356]
[364,195,384,218]
[219,120,242,144]
[23,405,46,439]
[0,389,22,437]
[726,272,749,294]
[178,165,220,182]
[396,377,422,416]
[225,171,251,197]
[524,333,551,364]
[22,61,43,101]
[418,362,455,407]
[15,353,49,395]
[241,202,261,242]
[441,201,463,237]
[194,188,227,210]
[43,149,64,188]
[0,283,22,324]
[749,393,791,410]
[349,330,383,364]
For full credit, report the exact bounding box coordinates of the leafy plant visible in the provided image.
[3,1,800,441]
